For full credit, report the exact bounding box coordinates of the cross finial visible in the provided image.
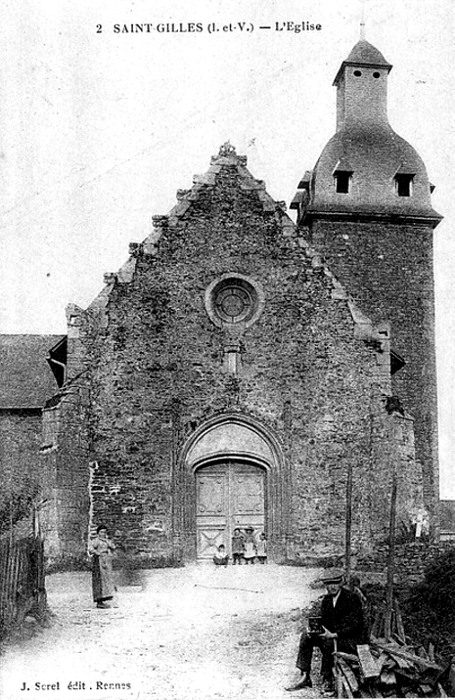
[360,0,366,39]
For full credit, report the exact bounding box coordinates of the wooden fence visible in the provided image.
[0,519,46,638]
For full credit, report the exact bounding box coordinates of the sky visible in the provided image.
[0,0,454,497]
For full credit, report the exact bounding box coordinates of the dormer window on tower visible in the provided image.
[333,167,353,194]
[394,172,415,197]
[333,159,353,194]
[335,171,351,193]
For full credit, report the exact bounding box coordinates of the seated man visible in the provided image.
[286,568,366,692]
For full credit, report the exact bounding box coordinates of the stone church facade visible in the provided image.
[2,39,441,568]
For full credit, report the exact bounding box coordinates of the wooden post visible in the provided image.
[345,462,353,583]
[333,637,343,698]
[384,467,398,641]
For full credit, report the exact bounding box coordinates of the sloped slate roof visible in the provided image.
[0,335,64,408]
[309,125,440,220]
[345,39,391,67]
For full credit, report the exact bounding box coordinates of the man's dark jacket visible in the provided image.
[320,587,366,643]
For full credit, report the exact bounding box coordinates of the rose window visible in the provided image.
[205,274,264,328]
[214,285,253,323]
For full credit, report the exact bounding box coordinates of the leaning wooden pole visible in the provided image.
[333,637,343,698]
[384,467,398,640]
[345,461,353,584]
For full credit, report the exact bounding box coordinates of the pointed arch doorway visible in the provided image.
[178,413,288,563]
[195,460,265,560]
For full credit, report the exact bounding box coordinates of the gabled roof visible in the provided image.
[0,335,64,408]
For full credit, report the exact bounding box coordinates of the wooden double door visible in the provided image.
[196,461,266,560]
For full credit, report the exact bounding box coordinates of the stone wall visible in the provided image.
[356,541,454,585]
[306,220,438,522]
[39,379,91,569]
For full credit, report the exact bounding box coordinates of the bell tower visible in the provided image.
[291,39,442,523]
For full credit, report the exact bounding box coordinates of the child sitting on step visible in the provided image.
[213,544,229,567]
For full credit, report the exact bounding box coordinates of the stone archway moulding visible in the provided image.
[181,412,284,472]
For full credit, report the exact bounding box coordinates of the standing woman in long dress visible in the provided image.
[89,525,116,608]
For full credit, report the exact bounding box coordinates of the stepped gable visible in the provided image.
[144,141,287,243]
[88,143,289,306]
[84,143,389,358]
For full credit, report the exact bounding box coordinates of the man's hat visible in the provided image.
[244,525,255,532]
[320,567,344,584]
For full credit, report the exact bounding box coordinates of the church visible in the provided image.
[1,38,442,568]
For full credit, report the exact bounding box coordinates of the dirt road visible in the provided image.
[0,564,326,700]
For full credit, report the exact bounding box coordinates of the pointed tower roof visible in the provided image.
[346,39,390,66]
[334,39,392,85]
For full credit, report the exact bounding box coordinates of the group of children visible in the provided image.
[213,526,267,566]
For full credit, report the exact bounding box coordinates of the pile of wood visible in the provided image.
[335,640,448,698]
[332,600,453,698]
